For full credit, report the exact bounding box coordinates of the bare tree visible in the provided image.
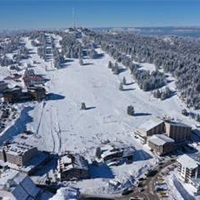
[123,77,126,85]
[81,102,87,110]
[127,106,135,116]
[119,82,124,91]
[79,58,84,66]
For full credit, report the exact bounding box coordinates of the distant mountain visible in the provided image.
[93,27,200,38]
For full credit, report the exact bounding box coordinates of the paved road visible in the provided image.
[116,158,177,200]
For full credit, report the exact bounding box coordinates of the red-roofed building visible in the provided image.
[23,75,46,87]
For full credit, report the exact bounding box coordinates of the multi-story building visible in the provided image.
[165,121,191,142]
[148,134,175,156]
[0,142,38,166]
[177,154,200,185]
[135,118,165,144]
[58,153,89,181]
[135,117,192,144]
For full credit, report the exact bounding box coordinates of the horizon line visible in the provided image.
[1,25,200,31]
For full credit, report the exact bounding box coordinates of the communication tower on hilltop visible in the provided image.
[72,7,76,29]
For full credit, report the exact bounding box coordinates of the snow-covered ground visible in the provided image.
[137,62,156,73]
[49,187,79,200]
[166,172,200,200]
[1,33,200,197]
[20,44,198,154]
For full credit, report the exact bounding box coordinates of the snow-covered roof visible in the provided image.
[0,142,37,157]
[0,169,40,200]
[100,144,135,160]
[165,121,191,128]
[61,155,71,164]
[23,74,46,82]
[5,86,22,93]
[177,154,200,169]
[59,154,88,172]
[73,154,88,170]
[50,187,79,200]
[101,148,123,159]
[148,134,174,146]
[137,118,164,136]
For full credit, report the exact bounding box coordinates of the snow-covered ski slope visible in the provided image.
[9,36,195,158]
[1,32,200,196]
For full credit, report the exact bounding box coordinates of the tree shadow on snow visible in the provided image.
[133,150,153,162]
[28,50,36,55]
[44,78,51,82]
[0,106,34,145]
[123,88,135,91]
[61,59,74,65]
[33,61,41,65]
[46,93,65,101]
[134,113,152,117]
[65,59,74,63]
[166,79,174,84]
[118,68,127,74]
[85,106,96,110]
[166,91,177,99]
[89,162,114,179]
[59,63,70,69]
[94,53,104,59]
[83,63,94,66]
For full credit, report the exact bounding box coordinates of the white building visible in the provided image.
[177,154,200,192]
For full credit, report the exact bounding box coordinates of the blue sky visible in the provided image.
[0,0,200,29]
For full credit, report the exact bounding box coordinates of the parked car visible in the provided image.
[122,188,133,196]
